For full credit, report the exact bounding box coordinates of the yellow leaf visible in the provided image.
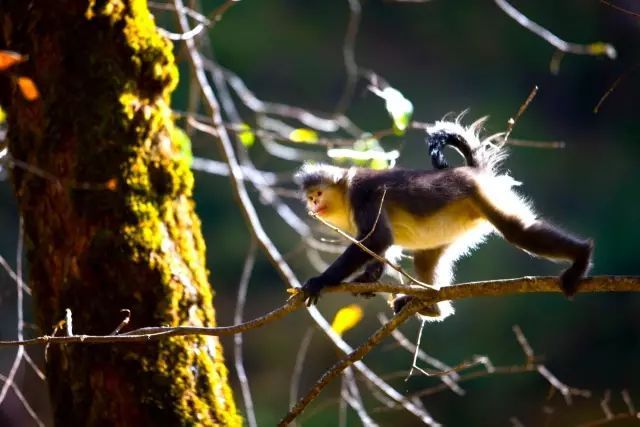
[238,123,255,147]
[17,76,40,101]
[288,128,319,144]
[331,304,363,336]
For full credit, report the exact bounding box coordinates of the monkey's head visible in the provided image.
[303,184,346,218]
[295,163,351,221]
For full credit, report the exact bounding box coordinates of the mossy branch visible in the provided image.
[0,275,637,348]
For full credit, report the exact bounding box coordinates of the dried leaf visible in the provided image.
[105,178,118,191]
[0,50,26,72]
[17,76,40,101]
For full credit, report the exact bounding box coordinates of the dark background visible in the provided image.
[1,0,639,425]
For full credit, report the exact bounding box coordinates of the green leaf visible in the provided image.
[289,128,319,144]
[237,123,255,147]
[374,87,413,135]
[369,158,388,170]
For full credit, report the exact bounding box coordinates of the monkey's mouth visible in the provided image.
[313,205,328,215]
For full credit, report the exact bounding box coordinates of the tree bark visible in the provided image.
[0,0,240,425]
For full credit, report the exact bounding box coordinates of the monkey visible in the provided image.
[295,118,593,321]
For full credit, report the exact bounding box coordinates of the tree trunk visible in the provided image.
[0,0,240,425]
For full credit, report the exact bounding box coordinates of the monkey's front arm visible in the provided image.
[302,203,393,305]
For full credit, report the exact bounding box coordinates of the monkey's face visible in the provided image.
[305,184,354,233]
[305,185,343,218]
[305,186,329,216]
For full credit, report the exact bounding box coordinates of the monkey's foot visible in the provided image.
[560,239,594,298]
[392,295,441,317]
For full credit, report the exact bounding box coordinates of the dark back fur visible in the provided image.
[348,168,476,216]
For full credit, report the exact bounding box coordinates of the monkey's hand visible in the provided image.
[301,276,331,306]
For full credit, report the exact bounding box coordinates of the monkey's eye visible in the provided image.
[316,191,322,197]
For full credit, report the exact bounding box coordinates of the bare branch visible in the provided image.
[512,325,535,366]
[174,0,302,288]
[334,0,362,115]
[289,328,314,427]
[380,314,464,395]
[234,242,258,427]
[501,85,538,147]
[278,297,440,426]
[600,390,613,420]
[0,275,637,347]
[536,365,591,405]
[495,0,616,59]
[600,0,640,18]
[109,309,131,336]
[593,64,640,113]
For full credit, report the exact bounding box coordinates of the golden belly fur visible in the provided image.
[388,199,488,250]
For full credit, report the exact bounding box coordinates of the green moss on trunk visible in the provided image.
[1,0,240,425]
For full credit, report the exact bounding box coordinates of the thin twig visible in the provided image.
[148,1,211,25]
[600,390,613,420]
[593,64,640,113]
[158,23,205,41]
[600,0,640,18]
[495,0,616,59]
[334,0,362,115]
[512,325,535,366]
[175,0,301,288]
[621,389,636,415]
[22,353,45,380]
[357,187,387,244]
[309,310,425,423]
[278,297,439,426]
[289,328,314,427]
[208,0,239,23]
[233,241,258,427]
[536,365,591,405]
[341,367,379,426]
[406,318,425,380]
[0,373,45,427]
[110,309,131,336]
[310,212,431,288]
[379,314,464,395]
[506,138,565,149]
[501,85,538,147]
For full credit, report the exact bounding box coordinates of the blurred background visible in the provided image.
[1,0,639,425]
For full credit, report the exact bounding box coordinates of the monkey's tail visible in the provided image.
[426,117,506,172]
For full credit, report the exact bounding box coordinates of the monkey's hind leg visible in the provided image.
[393,246,455,321]
[473,188,593,297]
[349,261,384,298]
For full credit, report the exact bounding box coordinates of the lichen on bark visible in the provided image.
[1,0,240,425]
